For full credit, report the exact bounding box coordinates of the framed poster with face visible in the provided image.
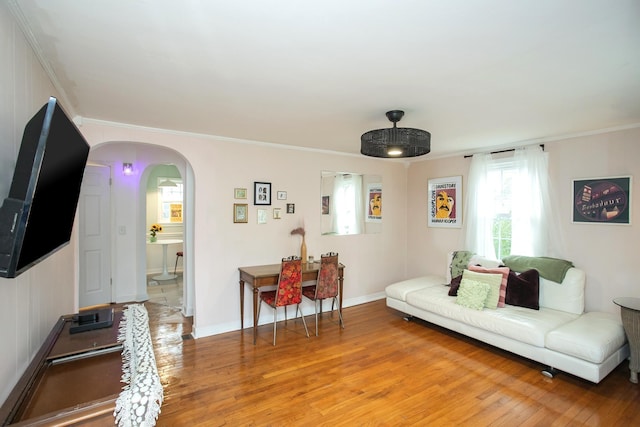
[366,184,382,223]
[254,182,271,205]
[428,176,462,228]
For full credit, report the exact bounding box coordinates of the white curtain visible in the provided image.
[463,153,496,257]
[511,145,556,256]
[464,145,558,258]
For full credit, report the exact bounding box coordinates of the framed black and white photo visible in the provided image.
[286,203,295,214]
[254,182,271,205]
[277,191,287,200]
[572,176,631,224]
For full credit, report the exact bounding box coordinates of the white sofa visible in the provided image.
[385,260,630,383]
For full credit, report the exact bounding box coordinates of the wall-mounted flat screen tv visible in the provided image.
[0,97,90,278]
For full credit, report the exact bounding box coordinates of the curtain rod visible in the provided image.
[464,144,544,158]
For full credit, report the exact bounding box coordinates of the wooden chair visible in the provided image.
[173,251,183,274]
[258,256,309,345]
[302,252,344,336]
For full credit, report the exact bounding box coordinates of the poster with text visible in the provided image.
[428,176,462,228]
[366,183,382,222]
[572,176,631,224]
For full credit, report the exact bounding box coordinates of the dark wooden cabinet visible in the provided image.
[1,308,124,426]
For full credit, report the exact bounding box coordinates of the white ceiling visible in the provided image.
[9,0,640,158]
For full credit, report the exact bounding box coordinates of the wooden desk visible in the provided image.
[239,262,345,344]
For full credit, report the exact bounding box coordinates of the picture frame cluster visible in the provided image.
[232,182,295,223]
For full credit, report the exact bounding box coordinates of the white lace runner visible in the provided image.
[114,304,163,426]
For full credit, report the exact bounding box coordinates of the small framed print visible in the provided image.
[286,203,295,214]
[428,176,462,228]
[233,203,248,223]
[273,208,282,219]
[572,176,631,224]
[257,208,267,224]
[234,188,247,199]
[254,182,271,205]
[277,191,287,200]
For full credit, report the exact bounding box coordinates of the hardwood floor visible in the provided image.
[145,300,639,426]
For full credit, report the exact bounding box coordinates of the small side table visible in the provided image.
[613,297,640,384]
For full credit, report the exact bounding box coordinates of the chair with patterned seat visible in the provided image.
[302,252,344,336]
[257,256,309,345]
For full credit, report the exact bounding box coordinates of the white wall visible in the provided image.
[0,3,77,404]
[79,122,409,338]
[406,128,640,315]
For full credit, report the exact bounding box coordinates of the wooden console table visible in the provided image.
[239,262,345,344]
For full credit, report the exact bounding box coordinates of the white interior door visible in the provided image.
[78,164,112,307]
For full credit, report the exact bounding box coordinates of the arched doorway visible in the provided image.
[81,142,194,317]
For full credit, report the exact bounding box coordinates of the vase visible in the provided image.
[300,236,307,263]
[150,235,157,243]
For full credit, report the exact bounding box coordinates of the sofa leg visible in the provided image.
[403,315,413,322]
[541,367,557,378]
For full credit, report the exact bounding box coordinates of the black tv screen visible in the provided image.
[0,97,90,278]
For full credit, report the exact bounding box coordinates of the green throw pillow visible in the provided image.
[456,278,491,310]
[462,269,503,309]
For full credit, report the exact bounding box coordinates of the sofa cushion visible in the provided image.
[456,279,490,310]
[447,275,463,296]
[385,275,443,302]
[468,254,503,269]
[404,284,577,347]
[546,312,627,363]
[539,268,585,314]
[505,269,540,310]
[462,269,503,309]
[468,265,509,307]
[448,251,475,284]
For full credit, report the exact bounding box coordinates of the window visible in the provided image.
[157,178,183,223]
[487,162,515,259]
[465,145,554,258]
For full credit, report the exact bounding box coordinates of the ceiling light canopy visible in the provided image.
[158,179,177,187]
[360,110,431,158]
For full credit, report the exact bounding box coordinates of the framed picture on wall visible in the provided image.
[234,188,247,199]
[233,203,248,223]
[572,176,631,224]
[366,184,382,223]
[428,176,462,228]
[257,208,268,224]
[254,182,271,205]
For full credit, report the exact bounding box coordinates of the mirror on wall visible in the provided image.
[321,171,382,235]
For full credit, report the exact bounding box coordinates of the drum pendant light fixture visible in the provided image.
[360,110,431,158]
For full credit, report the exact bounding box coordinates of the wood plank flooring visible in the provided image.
[145,300,639,426]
